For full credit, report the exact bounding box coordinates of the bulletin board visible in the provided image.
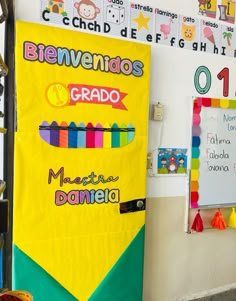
[190,97,236,208]
[13,21,150,301]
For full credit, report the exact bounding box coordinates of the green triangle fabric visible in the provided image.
[88,225,145,301]
[13,245,78,301]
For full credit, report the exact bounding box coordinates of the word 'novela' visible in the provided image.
[23,41,144,77]
[55,189,120,206]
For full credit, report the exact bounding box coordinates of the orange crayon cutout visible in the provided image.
[191,181,199,191]
[59,121,68,148]
[211,98,220,107]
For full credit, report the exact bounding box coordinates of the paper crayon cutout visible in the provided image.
[39,121,135,148]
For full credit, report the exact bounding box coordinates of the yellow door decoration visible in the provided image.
[14,21,150,301]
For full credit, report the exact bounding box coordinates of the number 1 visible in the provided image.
[217,67,229,97]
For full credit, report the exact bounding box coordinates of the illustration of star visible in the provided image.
[133,12,150,31]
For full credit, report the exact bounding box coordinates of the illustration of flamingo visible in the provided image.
[160,18,173,40]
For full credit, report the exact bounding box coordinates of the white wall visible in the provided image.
[15,0,236,300]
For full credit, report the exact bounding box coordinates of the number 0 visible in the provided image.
[194,66,211,95]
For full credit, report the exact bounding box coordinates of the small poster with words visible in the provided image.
[221,25,236,57]
[155,8,179,47]
[72,0,103,34]
[130,2,154,43]
[178,16,199,51]
[197,0,217,18]
[218,0,235,24]
[200,19,222,55]
[103,0,130,38]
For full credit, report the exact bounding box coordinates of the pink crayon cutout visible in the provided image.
[193,114,201,125]
[95,123,103,148]
[196,98,202,106]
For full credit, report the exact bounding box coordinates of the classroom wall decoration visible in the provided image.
[191,97,236,209]
[198,0,217,18]
[218,0,235,23]
[14,21,150,301]
[157,148,187,175]
[40,0,236,58]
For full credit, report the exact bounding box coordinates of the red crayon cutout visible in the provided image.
[211,208,227,230]
[59,121,68,148]
[202,97,212,107]
[86,122,95,148]
[191,209,204,232]
[191,191,199,203]
[193,102,201,114]
[195,97,202,106]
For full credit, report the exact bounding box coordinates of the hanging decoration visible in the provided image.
[211,208,227,230]
[191,209,204,232]
[228,208,236,228]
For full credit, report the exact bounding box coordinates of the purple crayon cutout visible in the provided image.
[39,121,50,144]
[192,126,201,136]
[50,121,59,147]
